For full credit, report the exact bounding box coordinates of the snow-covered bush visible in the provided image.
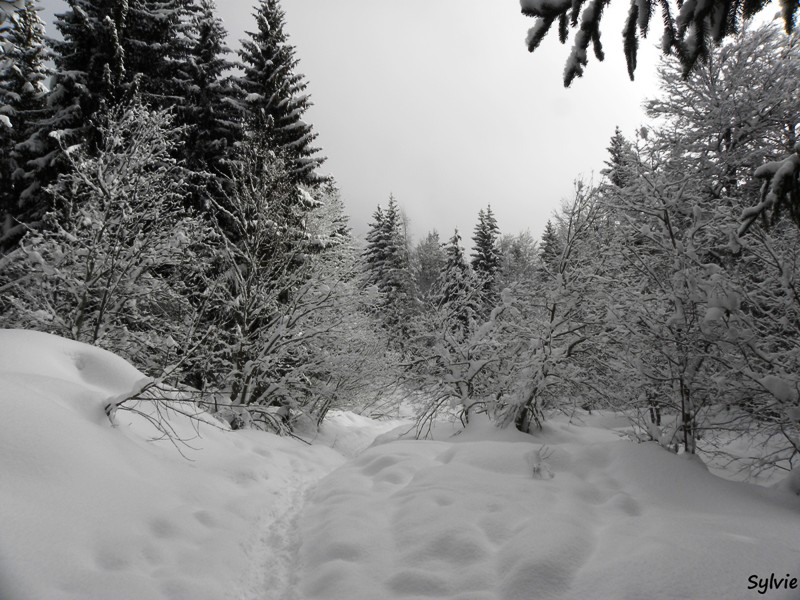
[0,103,214,374]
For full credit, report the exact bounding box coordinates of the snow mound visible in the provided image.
[0,330,345,600]
[295,417,800,599]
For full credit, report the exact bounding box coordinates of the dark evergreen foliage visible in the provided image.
[361,196,418,337]
[471,205,501,310]
[521,0,797,86]
[435,229,479,340]
[0,0,51,246]
[124,0,195,109]
[601,126,634,189]
[413,230,447,300]
[179,0,243,210]
[237,0,326,187]
[539,219,562,272]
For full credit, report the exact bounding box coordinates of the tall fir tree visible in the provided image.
[362,205,387,288]
[470,205,501,310]
[0,0,51,245]
[435,229,479,340]
[413,230,447,300]
[361,195,417,338]
[236,0,325,186]
[601,126,635,189]
[180,0,243,209]
[539,219,562,273]
[123,0,195,108]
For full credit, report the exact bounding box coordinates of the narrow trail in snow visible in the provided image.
[233,456,335,600]
[240,476,310,600]
[233,413,409,600]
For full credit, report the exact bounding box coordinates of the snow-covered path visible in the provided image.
[290,417,800,600]
[232,413,409,600]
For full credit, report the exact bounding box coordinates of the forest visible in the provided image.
[3,1,800,599]
[1,0,799,478]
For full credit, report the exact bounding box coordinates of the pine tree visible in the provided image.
[601,126,634,189]
[49,0,128,135]
[413,230,447,299]
[539,219,562,273]
[180,0,243,209]
[361,195,417,337]
[435,229,479,340]
[124,0,195,108]
[471,205,501,310]
[20,0,130,224]
[237,0,325,186]
[0,0,51,245]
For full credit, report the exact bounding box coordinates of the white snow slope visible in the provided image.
[1,329,799,600]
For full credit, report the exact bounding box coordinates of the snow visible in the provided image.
[2,329,800,600]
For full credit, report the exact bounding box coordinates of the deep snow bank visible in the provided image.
[0,330,345,600]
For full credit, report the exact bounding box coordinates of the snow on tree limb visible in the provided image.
[521,0,796,86]
[739,142,800,237]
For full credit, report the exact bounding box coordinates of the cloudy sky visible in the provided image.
[37,0,664,246]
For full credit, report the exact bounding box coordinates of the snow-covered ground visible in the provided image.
[1,329,799,600]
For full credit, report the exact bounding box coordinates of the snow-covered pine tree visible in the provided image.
[49,0,128,134]
[412,230,447,300]
[361,196,417,339]
[19,0,130,224]
[179,0,243,210]
[538,219,562,273]
[362,205,387,288]
[41,0,194,181]
[435,229,479,340]
[123,0,195,108]
[237,0,325,187]
[379,196,417,332]
[601,126,635,189]
[471,205,501,311]
[0,0,51,247]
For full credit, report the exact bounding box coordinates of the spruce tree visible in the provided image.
[379,195,416,301]
[436,229,479,340]
[471,205,501,310]
[49,0,128,137]
[413,230,447,300]
[180,0,243,208]
[0,0,51,245]
[601,126,634,189]
[539,219,562,273]
[237,0,325,186]
[361,196,417,337]
[362,205,387,288]
[21,0,130,224]
[124,0,195,108]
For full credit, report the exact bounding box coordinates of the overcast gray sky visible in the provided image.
[37,0,663,246]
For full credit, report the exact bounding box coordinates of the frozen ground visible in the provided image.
[1,330,799,600]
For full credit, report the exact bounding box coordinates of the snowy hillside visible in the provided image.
[1,329,799,600]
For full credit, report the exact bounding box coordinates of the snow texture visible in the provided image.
[1,329,799,600]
